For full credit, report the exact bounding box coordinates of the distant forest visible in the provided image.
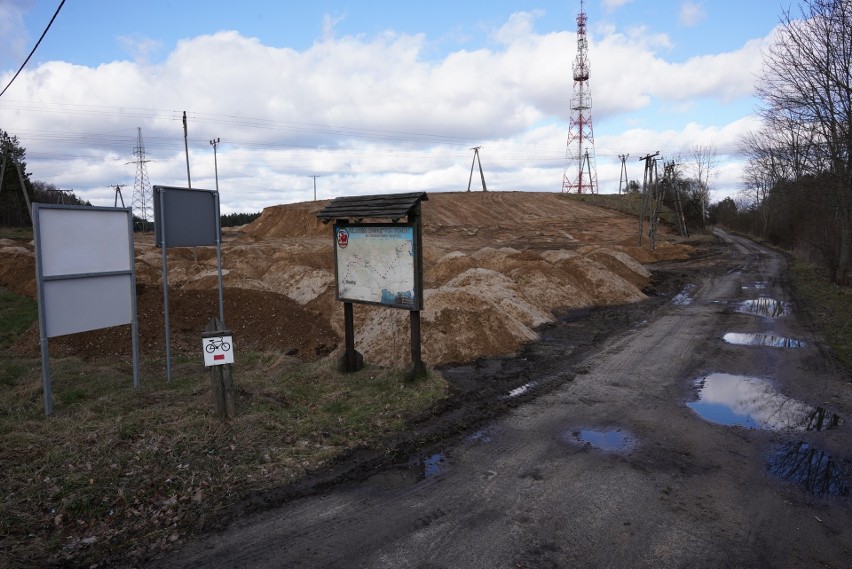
[220,212,261,227]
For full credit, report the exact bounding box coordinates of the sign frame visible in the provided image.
[153,185,224,382]
[33,203,140,416]
[332,221,422,311]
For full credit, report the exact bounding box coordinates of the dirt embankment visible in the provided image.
[3,192,692,366]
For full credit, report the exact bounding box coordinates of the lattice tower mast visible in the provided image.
[562,0,598,194]
[131,127,153,222]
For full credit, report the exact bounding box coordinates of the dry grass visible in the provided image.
[788,258,852,372]
[564,192,683,225]
[0,291,447,567]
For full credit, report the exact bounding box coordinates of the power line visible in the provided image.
[0,0,66,99]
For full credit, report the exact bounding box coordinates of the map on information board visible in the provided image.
[334,224,417,309]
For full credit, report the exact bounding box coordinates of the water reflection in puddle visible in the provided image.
[365,452,447,489]
[421,452,446,477]
[736,298,787,317]
[466,427,496,444]
[766,441,849,496]
[672,284,696,305]
[723,333,807,348]
[507,382,537,398]
[742,281,768,291]
[562,428,636,452]
[687,373,842,432]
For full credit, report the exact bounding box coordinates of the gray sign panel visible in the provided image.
[153,186,218,247]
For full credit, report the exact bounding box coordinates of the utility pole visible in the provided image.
[311,175,321,201]
[112,184,126,207]
[618,153,629,194]
[129,128,152,229]
[467,146,487,192]
[183,111,191,188]
[209,138,221,192]
[0,152,33,225]
[637,151,660,247]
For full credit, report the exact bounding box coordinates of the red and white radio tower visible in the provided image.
[562,0,598,193]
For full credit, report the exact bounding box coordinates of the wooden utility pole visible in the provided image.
[311,175,321,201]
[203,318,235,419]
[467,146,488,192]
[637,152,659,246]
[0,153,33,225]
[112,184,127,207]
[618,153,629,194]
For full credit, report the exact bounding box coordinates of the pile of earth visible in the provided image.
[2,192,692,366]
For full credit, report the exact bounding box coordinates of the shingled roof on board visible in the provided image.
[316,192,428,223]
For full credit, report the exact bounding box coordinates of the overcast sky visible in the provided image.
[0,1,783,215]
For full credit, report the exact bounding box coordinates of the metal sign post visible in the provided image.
[33,204,140,415]
[154,185,223,382]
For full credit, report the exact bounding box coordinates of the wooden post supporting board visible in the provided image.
[339,302,364,373]
[203,318,235,419]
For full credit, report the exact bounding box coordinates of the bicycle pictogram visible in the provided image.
[205,337,231,353]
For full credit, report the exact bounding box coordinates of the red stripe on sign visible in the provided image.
[214,354,225,361]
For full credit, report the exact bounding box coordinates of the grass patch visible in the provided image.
[0,227,33,242]
[0,302,448,567]
[0,287,38,350]
[563,192,687,227]
[788,258,852,371]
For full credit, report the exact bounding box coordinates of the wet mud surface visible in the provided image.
[216,245,696,522]
[154,232,852,569]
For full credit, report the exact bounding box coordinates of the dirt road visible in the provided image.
[152,230,852,568]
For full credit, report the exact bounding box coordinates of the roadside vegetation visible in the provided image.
[722,0,852,286]
[0,290,446,567]
[788,258,852,372]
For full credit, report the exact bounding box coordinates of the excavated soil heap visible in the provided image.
[3,192,692,366]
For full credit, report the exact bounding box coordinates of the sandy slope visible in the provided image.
[4,192,692,366]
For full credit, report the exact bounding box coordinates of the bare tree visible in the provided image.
[687,145,717,228]
[755,0,852,284]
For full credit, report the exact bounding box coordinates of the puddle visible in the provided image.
[742,281,768,291]
[507,381,537,398]
[364,452,448,489]
[736,298,787,318]
[687,373,842,432]
[421,452,446,477]
[562,428,636,453]
[672,284,696,305]
[766,441,849,496]
[466,427,496,444]
[723,333,807,348]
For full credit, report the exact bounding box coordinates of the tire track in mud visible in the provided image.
[151,234,852,569]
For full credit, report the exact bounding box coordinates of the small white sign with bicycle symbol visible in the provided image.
[202,335,234,367]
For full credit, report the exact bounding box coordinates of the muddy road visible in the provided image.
[152,231,852,569]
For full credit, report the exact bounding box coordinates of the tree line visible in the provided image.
[715,0,852,285]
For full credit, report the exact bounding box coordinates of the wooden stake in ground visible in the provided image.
[202,318,235,419]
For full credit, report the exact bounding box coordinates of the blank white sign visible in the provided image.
[38,208,132,277]
[43,274,133,338]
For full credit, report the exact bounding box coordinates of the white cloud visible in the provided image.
[679,1,707,27]
[0,11,774,213]
[117,34,163,65]
[492,10,543,45]
[0,0,30,67]
[602,0,635,12]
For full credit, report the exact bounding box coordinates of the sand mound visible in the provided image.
[1,191,696,366]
